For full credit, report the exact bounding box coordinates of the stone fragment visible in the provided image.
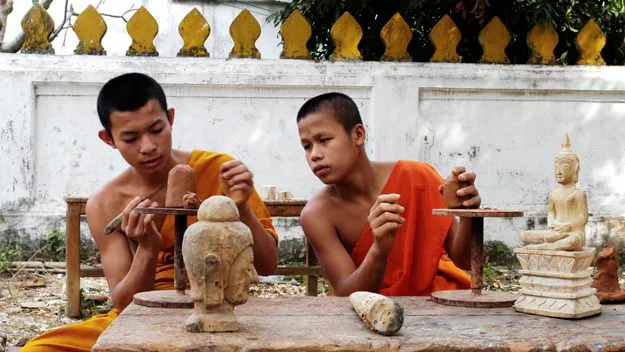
[349,291,403,336]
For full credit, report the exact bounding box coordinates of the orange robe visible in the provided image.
[350,160,470,296]
[22,150,277,352]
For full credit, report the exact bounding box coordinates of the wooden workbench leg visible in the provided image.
[66,202,81,318]
[174,215,187,294]
[471,217,484,295]
[305,237,318,296]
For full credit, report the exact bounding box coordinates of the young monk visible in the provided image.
[22,73,278,351]
[297,92,477,296]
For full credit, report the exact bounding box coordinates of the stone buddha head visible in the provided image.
[182,196,258,332]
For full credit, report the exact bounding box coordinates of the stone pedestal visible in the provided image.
[513,247,601,319]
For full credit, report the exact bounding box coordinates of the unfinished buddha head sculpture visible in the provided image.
[519,133,589,251]
[182,196,258,332]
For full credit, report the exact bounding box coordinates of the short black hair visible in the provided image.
[296,92,363,133]
[96,73,168,133]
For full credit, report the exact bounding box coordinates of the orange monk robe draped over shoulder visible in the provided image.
[350,160,470,296]
[21,150,277,352]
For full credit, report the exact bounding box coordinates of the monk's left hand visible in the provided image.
[220,160,254,207]
[444,167,481,208]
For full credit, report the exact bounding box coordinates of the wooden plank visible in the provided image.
[275,265,322,276]
[93,297,625,351]
[65,201,81,318]
[83,266,320,278]
[432,208,523,217]
[67,197,305,218]
[265,200,306,217]
[306,237,319,296]
[64,196,88,203]
[81,267,104,277]
[133,203,306,218]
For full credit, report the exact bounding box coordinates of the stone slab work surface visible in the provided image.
[92,296,625,351]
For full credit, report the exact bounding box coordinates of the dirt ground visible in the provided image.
[0,272,317,348]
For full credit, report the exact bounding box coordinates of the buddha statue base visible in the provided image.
[513,247,601,319]
[186,311,239,333]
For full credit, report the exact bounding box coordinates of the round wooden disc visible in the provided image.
[133,207,198,216]
[432,208,524,218]
[133,290,193,309]
[431,290,518,308]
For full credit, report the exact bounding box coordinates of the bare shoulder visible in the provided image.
[86,171,132,235]
[302,187,333,218]
[300,187,336,236]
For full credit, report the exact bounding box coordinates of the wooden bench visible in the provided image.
[65,197,321,318]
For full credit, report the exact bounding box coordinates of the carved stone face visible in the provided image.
[226,246,258,305]
[554,156,578,184]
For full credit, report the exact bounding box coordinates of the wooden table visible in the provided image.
[92,296,625,351]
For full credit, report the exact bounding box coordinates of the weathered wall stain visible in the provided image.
[468,146,480,160]
[526,217,535,230]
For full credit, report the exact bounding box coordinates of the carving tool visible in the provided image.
[104,185,165,235]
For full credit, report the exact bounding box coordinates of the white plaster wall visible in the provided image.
[3,0,284,58]
[1,55,625,250]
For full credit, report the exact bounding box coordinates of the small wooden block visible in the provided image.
[431,289,518,308]
[134,290,193,309]
[432,208,524,218]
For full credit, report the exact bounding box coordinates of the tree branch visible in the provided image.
[48,0,68,42]
[0,0,14,44]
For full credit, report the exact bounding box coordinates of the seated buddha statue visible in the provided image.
[519,134,588,251]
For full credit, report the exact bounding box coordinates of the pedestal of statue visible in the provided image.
[513,247,601,319]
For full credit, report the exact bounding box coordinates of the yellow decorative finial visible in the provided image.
[74,5,107,55]
[380,13,412,62]
[126,6,159,56]
[576,19,606,65]
[20,3,55,54]
[479,16,509,64]
[330,12,362,61]
[229,9,261,59]
[430,15,461,63]
[527,21,558,65]
[280,10,311,59]
[178,8,210,57]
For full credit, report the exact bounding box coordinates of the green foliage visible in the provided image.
[482,260,498,284]
[269,0,625,64]
[40,227,65,261]
[0,243,19,274]
[484,240,516,267]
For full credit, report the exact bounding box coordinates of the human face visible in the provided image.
[99,99,174,174]
[297,111,363,184]
[225,246,258,305]
[554,157,575,185]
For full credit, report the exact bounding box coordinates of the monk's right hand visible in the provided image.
[368,194,405,254]
[121,197,162,254]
